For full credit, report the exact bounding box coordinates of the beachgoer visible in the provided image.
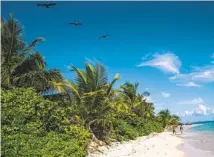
[172,126,176,135]
[180,125,183,134]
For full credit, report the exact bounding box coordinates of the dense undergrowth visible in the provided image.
[1,88,90,157]
[1,88,167,157]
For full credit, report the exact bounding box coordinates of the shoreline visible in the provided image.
[88,126,214,157]
[88,132,185,157]
[178,131,214,157]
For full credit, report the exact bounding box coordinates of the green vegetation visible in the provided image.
[1,14,63,92]
[1,15,180,157]
[157,109,181,129]
[1,88,90,157]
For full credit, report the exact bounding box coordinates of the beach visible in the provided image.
[88,125,214,157]
[88,132,185,157]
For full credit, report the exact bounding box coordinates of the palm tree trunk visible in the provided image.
[87,119,101,144]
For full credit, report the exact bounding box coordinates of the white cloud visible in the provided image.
[138,52,214,86]
[178,97,204,105]
[161,92,171,98]
[138,52,181,74]
[176,82,201,88]
[170,65,214,83]
[183,104,214,116]
[184,110,194,116]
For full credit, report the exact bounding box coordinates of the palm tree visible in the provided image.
[1,14,63,92]
[70,63,119,94]
[53,62,120,141]
[58,62,120,101]
[13,53,63,93]
[120,83,155,119]
[129,93,155,121]
[120,82,139,111]
[157,109,171,128]
[143,102,155,120]
[168,114,180,126]
[157,110,181,129]
[171,115,180,121]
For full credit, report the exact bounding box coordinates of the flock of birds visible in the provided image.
[36,2,109,39]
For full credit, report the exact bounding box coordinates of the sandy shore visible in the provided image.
[88,132,185,157]
[179,131,214,157]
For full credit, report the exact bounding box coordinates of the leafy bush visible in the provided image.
[109,111,164,141]
[142,120,164,135]
[2,88,58,134]
[112,118,140,141]
[64,125,91,147]
[2,131,90,157]
[2,133,45,157]
[41,130,90,157]
[1,88,90,157]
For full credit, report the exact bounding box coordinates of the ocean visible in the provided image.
[191,121,214,132]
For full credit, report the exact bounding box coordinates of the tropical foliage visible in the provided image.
[1,88,90,157]
[1,14,63,93]
[157,109,181,129]
[1,15,180,156]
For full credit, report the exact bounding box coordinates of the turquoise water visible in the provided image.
[191,121,214,132]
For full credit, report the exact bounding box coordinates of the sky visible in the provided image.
[2,1,214,122]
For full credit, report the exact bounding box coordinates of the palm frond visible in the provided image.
[107,73,120,96]
[95,63,108,89]
[20,38,45,57]
[13,69,63,92]
[70,65,87,85]
[85,63,95,91]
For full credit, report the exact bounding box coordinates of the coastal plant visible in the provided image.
[1,88,91,157]
[53,62,121,140]
[1,14,63,93]
[157,109,181,129]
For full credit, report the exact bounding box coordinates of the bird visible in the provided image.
[36,2,56,8]
[99,34,108,39]
[68,22,82,26]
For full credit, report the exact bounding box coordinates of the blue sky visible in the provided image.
[2,1,214,122]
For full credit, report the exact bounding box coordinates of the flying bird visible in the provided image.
[36,2,56,8]
[99,34,109,39]
[68,22,82,26]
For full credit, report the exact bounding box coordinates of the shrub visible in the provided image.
[2,133,45,157]
[2,131,90,157]
[1,88,90,157]
[41,130,90,157]
[142,120,163,135]
[64,125,91,147]
[112,118,140,141]
[1,88,58,134]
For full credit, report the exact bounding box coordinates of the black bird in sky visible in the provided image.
[36,2,57,8]
[99,34,109,39]
[68,22,82,26]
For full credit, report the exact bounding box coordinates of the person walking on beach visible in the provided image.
[180,125,183,134]
[172,126,176,135]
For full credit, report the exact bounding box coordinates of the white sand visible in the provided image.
[88,132,185,157]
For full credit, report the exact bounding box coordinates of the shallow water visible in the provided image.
[178,122,214,157]
[181,132,214,157]
[191,121,214,132]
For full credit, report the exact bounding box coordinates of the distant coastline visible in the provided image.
[191,120,214,124]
